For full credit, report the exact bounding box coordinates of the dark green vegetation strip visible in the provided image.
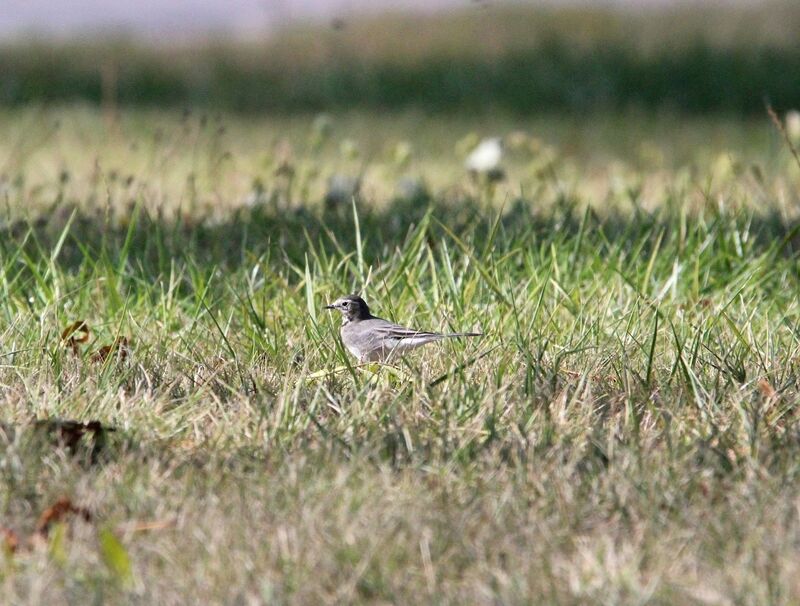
[3,2,800,115]
[3,41,800,115]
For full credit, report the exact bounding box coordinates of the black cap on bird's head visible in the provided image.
[324,294,372,321]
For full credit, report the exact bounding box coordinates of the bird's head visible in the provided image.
[324,294,372,323]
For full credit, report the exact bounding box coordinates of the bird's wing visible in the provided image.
[370,321,442,340]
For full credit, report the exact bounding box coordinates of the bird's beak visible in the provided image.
[324,303,335,310]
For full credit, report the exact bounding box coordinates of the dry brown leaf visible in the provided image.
[61,320,90,354]
[33,419,114,452]
[35,496,93,538]
[2,496,95,556]
[91,337,130,363]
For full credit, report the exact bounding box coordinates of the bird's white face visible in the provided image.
[465,137,504,172]
[326,297,353,314]
[324,295,369,323]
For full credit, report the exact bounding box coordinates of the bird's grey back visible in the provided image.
[341,316,478,361]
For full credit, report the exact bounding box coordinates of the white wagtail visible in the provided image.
[325,294,481,363]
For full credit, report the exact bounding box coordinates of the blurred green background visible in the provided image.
[2,0,799,115]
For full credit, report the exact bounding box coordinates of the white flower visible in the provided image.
[465,137,503,174]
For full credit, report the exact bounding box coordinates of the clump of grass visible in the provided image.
[1,107,800,603]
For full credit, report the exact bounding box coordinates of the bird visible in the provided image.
[465,137,505,181]
[324,294,481,363]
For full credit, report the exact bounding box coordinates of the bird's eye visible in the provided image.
[342,301,349,307]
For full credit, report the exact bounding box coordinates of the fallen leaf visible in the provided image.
[35,496,93,538]
[3,496,96,557]
[33,418,116,454]
[99,527,133,586]
[61,320,90,354]
[91,337,130,363]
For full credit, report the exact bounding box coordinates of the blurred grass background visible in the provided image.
[2,0,799,115]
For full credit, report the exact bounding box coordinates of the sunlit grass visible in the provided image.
[1,107,800,603]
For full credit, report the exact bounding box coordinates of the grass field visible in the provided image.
[2,106,800,603]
